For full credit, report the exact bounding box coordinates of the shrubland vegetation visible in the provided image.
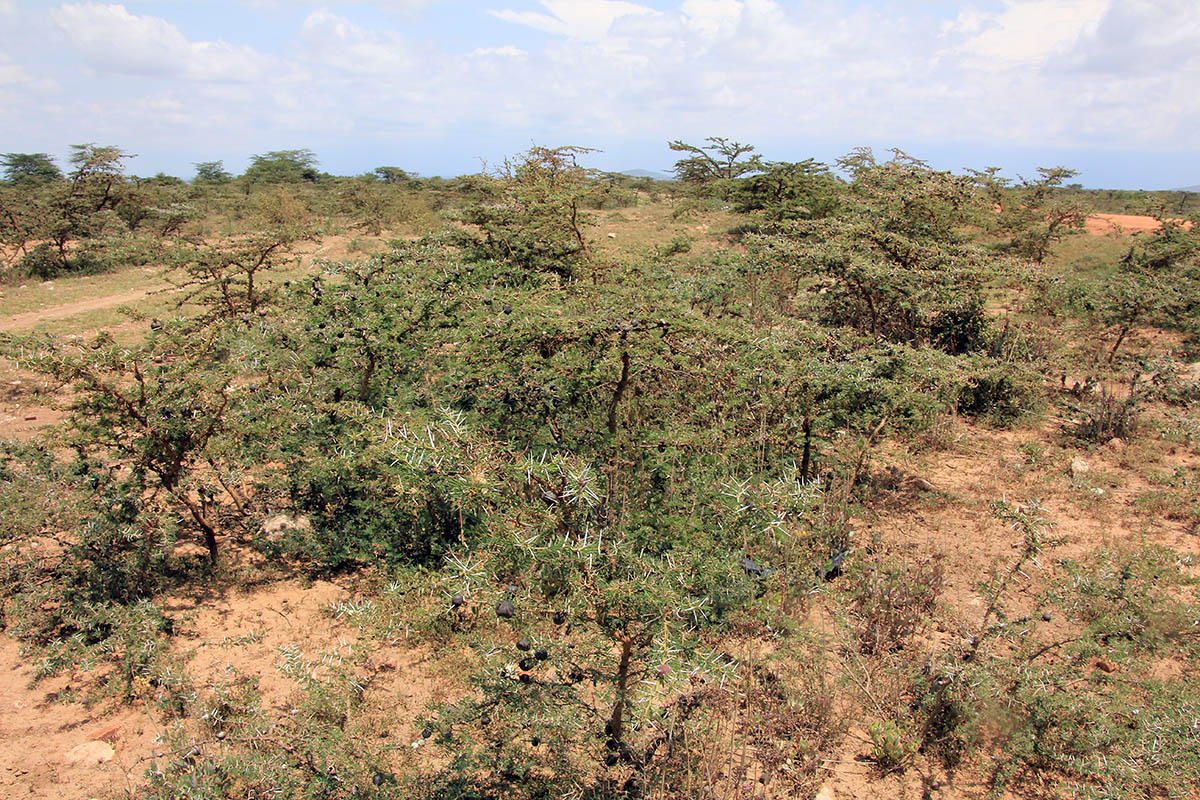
[1,140,1198,799]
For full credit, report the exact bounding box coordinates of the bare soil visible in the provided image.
[1085,212,1193,235]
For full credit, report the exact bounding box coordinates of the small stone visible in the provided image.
[1095,659,1119,674]
[1070,457,1090,479]
[64,741,115,766]
[1041,612,1052,622]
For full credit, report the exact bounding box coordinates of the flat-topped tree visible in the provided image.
[1,152,62,185]
[192,160,232,184]
[242,149,320,184]
[669,137,763,182]
[373,166,410,184]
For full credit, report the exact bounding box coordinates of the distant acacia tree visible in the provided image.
[373,166,410,184]
[11,144,137,276]
[459,145,600,281]
[968,165,1089,263]
[2,152,62,185]
[669,137,762,182]
[734,159,843,221]
[192,160,232,184]
[242,149,320,184]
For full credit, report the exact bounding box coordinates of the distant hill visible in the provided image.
[615,169,675,181]
[1172,185,1200,192]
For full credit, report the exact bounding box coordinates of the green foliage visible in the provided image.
[242,149,320,184]
[1,319,267,564]
[1096,215,1200,359]
[1,152,62,185]
[13,143,1185,799]
[172,208,315,323]
[138,648,406,800]
[971,165,1090,263]
[668,137,763,196]
[867,720,916,772]
[980,546,1200,797]
[192,160,232,184]
[456,145,598,280]
[733,158,843,222]
[749,149,997,356]
[373,165,411,184]
[1,143,142,277]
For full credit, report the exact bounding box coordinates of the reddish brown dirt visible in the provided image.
[1085,213,1193,236]
[0,636,162,800]
[0,578,463,799]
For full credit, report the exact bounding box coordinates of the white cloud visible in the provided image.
[51,3,275,81]
[300,9,418,75]
[1055,0,1200,74]
[1,0,1194,180]
[943,0,1108,65]
[470,45,529,58]
[247,0,439,11]
[680,0,742,40]
[491,0,658,41]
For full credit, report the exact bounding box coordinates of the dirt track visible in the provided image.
[0,286,176,333]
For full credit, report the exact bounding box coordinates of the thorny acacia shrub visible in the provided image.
[1,322,267,563]
[983,546,1200,797]
[455,145,600,281]
[139,650,416,800]
[237,240,989,574]
[747,149,998,355]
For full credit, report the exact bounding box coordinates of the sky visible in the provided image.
[0,0,1198,189]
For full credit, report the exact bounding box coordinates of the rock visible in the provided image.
[261,514,311,543]
[1095,659,1119,674]
[1070,457,1090,479]
[1106,437,1124,450]
[89,723,121,743]
[64,740,115,766]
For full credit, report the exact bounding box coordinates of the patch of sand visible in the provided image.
[1085,213,1193,236]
